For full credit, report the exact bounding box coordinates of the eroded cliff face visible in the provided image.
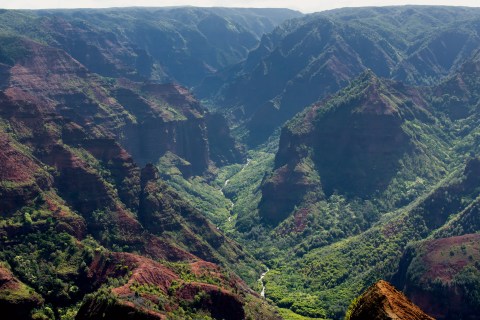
[116,84,211,175]
[0,82,273,319]
[0,30,272,319]
[114,82,244,176]
[115,82,242,176]
[1,36,243,177]
[347,280,434,320]
[0,129,50,215]
[0,59,255,265]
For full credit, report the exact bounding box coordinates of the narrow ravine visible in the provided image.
[220,158,252,223]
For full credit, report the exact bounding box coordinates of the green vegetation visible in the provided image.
[252,154,480,318]
[203,6,480,145]
[157,153,234,227]
[154,61,480,318]
[156,149,276,236]
[5,5,480,320]
[0,273,40,304]
[1,229,90,303]
[224,151,275,232]
[0,35,31,66]
[278,308,324,320]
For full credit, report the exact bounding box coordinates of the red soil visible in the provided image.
[143,235,197,262]
[0,267,21,291]
[0,132,41,183]
[421,233,480,282]
[89,252,179,295]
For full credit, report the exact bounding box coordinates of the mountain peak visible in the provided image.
[359,68,379,81]
[311,71,416,121]
[355,72,401,116]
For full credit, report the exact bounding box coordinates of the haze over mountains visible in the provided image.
[1,5,480,320]
[198,6,480,144]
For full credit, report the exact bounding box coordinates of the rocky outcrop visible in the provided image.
[205,113,245,166]
[138,164,185,233]
[115,83,209,175]
[259,154,322,225]
[0,132,48,214]
[138,164,229,261]
[47,144,116,214]
[76,297,165,320]
[87,252,179,293]
[0,92,56,215]
[123,117,210,176]
[118,83,244,175]
[347,280,434,320]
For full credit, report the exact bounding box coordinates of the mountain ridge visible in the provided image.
[198,6,480,146]
[3,5,480,320]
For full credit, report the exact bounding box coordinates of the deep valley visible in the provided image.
[1,5,480,320]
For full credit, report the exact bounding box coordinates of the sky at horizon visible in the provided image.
[1,0,480,13]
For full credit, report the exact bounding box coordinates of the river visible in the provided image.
[259,268,269,298]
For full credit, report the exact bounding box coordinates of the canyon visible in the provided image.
[1,5,480,320]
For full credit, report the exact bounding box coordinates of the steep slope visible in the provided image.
[75,251,278,320]
[0,70,256,267]
[113,81,245,174]
[0,7,301,87]
[199,6,480,145]
[394,234,480,320]
[5,5,480,320]
[256,48,480,229]
[0,266,43,319]
[0,34,243,176]
[262,155,480,319]
[259,71,443,226]
[346,280,433,320]
[388,161,480,320]
[0,24,277,318]
[432,50,480,120]
[233,54,480,318]
[0,73,276,319]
